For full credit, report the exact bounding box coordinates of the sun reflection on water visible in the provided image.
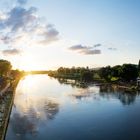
[14,75,60,123]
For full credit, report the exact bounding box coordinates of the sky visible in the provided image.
[0,0,140,70]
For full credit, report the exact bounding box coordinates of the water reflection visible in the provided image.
[11,99,59,137]
[6,75,60,139]
[44,101,59,120]
[99,85,139,105]
[70,87,99,101]
[57,78,88,88]
[11,112,38,135]
[57,78,140,105]
[6,75,140,140]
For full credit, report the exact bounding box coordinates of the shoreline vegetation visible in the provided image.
[48,60,140,92]
[0,59,140,139]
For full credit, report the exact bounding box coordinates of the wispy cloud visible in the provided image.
[38,24,59,45]
[94,44,102,48]
[69,44,101,55]
[2,49,21,56]
[0,0,60,55]
[108,47,117,51]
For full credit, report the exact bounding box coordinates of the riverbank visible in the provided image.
[48,73,140,92]
[97,82,140,92]
[0,78,20,140]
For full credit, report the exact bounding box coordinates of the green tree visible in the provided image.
[70,67,76,74]
[0,59,12,77]
[120,64,138,81]
[81,71,93,82]
[111,65,122,78]
[57,67,64,74]
[99,66,112,81]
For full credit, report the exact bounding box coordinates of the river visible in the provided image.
[5,74,140,140]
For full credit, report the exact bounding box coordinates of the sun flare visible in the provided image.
[13,53,39,71]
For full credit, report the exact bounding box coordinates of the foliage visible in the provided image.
[111,65,122,78]
[10,69,23,79]
[120,64,138,81]
[49,60,140,83]
[99,66,112,81]
[81,70,93,82]
[0,59,12,76]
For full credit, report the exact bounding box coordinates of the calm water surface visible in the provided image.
[5,75,140,140]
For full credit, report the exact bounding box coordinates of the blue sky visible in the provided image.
[0,0,140,70]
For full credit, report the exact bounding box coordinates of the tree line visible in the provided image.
[0,59,140,83]
[48,60,140,83]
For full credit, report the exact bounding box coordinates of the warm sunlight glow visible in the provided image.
[14,53,47,71]
[21,54,37,70]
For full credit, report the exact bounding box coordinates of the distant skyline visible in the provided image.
[0,0,140,70]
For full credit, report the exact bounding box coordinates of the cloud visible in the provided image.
[5,6,38,32]
[94,43,102,48]
[2,49,21,56]
[17,0,28,5]
[108,47,117,51]
[69,44,86,51]
[38,25,59,45]
[0,36,11,44]
[81,49,101,55]
[0,1,60,52]
[69,44,101,55]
